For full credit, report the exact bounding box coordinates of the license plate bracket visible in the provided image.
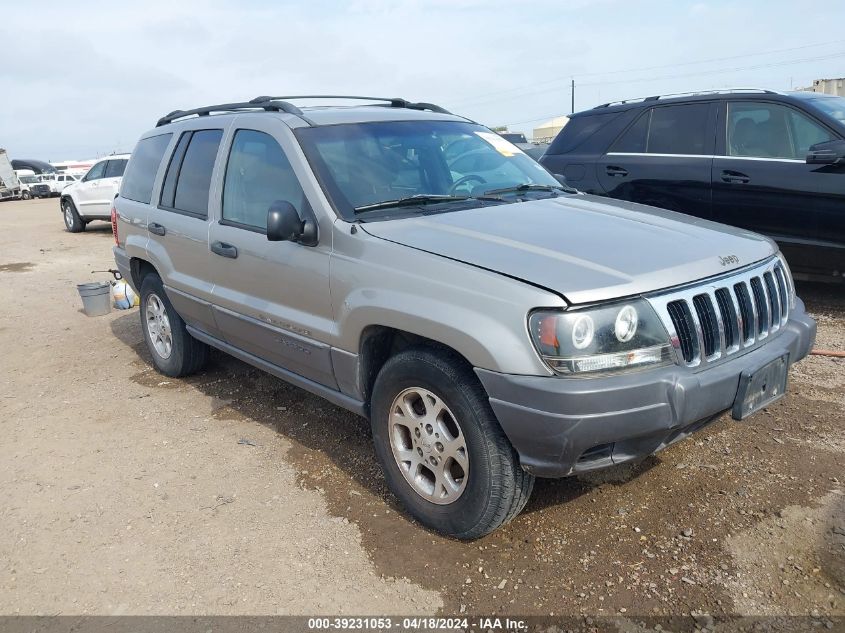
[731,353,789,420]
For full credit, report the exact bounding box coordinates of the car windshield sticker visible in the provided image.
[474,131,524,157]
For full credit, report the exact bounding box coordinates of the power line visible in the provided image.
[462,50,845,113]
[447,39,845,108]
[495,51,845,129]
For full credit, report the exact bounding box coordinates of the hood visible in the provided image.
[361,194,777,304]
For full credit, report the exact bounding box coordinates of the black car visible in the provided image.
[541,89,845,282]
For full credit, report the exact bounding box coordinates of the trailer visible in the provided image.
[0,149,22,200]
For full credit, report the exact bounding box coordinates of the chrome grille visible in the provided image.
[647,257,792,368]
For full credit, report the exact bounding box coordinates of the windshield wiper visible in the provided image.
[482,183,576,196]
[354,194,500,214]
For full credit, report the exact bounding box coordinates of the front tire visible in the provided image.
[370,347,534,539]
[62,198,85,232]
[21,191,31,200]
[139,273,209,377]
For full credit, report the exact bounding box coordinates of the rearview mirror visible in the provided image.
[806,139,845,165]
[267,200,317,245]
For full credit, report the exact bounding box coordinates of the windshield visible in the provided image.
[296,120,561,220]
[20,176,38,184]
[807,96,845,125]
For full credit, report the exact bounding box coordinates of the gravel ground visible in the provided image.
[0,198,842,621]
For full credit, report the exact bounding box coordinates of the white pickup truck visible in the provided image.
[0,149,22,201]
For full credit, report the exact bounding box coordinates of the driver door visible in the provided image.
[208,117,335,387]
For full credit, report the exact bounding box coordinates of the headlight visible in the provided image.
[529,299,674,376]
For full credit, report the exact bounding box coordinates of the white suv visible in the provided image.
[60,154,130,232]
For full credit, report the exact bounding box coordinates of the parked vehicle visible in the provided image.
[541,89,845,282]
[10,158,56,175]
[31,173,79,198]
[0,149,22,201]
[60,154,129,231]
[113,96,816,538]
[14,169,36,199]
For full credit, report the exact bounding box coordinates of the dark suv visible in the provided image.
[541,89,845,282]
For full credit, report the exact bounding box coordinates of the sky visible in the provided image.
[1,0,843,161]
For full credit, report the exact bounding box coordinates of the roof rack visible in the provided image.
[156,95,454,127]
[249,95,453,115]
[156,100,304,127]
[593,88,779,109]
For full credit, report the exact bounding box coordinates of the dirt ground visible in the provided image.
[0,198,843,621]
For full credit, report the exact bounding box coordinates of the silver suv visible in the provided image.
[112,96,816,539]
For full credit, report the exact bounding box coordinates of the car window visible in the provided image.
[727,102,834,159]
[297,120,559,219]
[105,159,128,178]
[122,133,172,204]
[646,104,710,154]
[786,108,836,155]
[610,104,710,155]
[84,161,107,181]
[222,130,305,230]
[162,130,222,217]
[547,112,619,154]
[610,110,649,153]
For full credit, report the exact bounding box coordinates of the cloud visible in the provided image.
[0,0,842,158]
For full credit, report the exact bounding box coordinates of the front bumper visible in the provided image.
[476,300,816,478]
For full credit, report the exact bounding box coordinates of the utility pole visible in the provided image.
[571,78,575,113]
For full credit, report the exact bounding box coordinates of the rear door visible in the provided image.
[596,101,717,218]
[102,158,128,207]
[145,126,228,339]
[712,100,844,274]
[208,117,335,387]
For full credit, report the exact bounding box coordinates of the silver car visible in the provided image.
[112,96,816,539]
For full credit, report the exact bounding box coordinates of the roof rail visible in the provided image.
[156,99,304,127]
[249,95,453,115]
[593,88,779,109]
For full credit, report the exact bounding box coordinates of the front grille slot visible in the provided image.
[750,277,769,335]
[734,282,753,342]
[667,300,696,363]
[773,265,789,322]
[647,258,792,369]
[692,294,718,357]
[763,272,780,327]
[714,288,738,348]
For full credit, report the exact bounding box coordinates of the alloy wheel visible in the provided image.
[145,293,173,359]
[388,387,469,505]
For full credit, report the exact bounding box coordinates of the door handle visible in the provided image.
[721,170,750,184]
[606,165,628,177]
[211,241,238,259]
[148,222,166,236]
[147,222,167,235]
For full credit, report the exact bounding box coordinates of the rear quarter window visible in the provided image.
[121,134,172,204]
[546,112,620,154]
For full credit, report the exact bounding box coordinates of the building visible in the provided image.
[798,78,845,96]
[532,116,569,143]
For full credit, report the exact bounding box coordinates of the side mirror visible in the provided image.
[806,139,845,165]
[267,200,317,245]
[553,173,568,186]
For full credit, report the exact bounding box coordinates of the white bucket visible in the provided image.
[77,281,112,317]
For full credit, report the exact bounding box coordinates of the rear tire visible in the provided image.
[370,346,534,539]
[139,273,209,377]
[62,198,85,233]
